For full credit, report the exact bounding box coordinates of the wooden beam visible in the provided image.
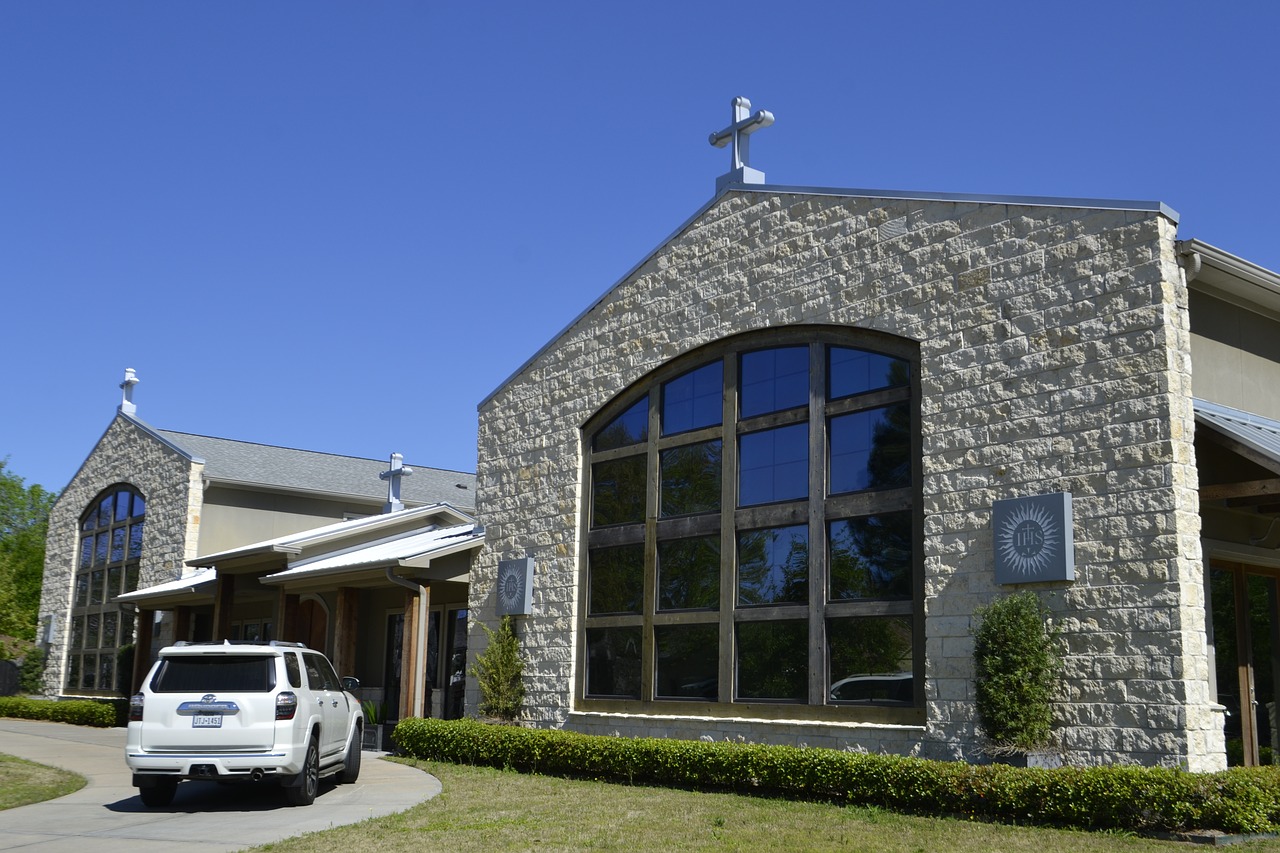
[333,587,359,679]
[212,575,235,641]
[1202,479,1280,501]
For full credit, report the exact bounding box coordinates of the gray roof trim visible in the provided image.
[479,182,1178,409]
[1194,398,1280,469]
[1179,238,1280,321]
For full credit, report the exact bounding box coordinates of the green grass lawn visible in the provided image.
[251,759,1280,853]
[0,753,84,810]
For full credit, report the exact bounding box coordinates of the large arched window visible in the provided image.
[67,485,144,694]
[580,328,921,722]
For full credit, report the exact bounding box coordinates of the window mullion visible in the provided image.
[719,355,737,703]
[642,397,661,703]
[808,343,827,706]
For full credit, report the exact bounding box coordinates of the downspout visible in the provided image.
[385,567,428,719]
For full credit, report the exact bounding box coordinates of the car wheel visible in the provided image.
[336,725,362,784]
[138,779,177,807]
[284,736,319,806]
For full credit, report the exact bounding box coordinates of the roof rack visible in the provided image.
[171,639,309,648]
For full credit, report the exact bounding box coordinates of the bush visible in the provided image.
[392,718,1280,835]
[973,591,1061,752]
[470,615,524,722]
[0,696,116,727]
[18,648,44,694]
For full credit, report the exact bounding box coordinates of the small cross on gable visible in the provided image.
[380,452,414,513]
[709,96,774,191]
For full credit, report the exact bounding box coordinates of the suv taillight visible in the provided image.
[276,691,298,720]
[129,692,144,722]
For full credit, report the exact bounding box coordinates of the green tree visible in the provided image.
[973,591,1062,752]
[0,460,57,640]
[472,616,525,722]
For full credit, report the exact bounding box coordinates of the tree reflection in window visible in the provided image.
[829,513,913,600]
[737,525,808,605]
[658,536,720,610]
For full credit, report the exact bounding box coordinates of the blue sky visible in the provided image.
[2,1,1278,494]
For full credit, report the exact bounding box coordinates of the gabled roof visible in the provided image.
[480,182,1179,408]
[261,522,480,584]
[150,426,475,509]
[116,567,217,607]
[188,503,475,567]
[1195,398,1280,473]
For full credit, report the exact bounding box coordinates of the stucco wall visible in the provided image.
[473,190,1221,769]
[38,414,203,695]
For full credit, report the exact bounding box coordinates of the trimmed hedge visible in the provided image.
[0,696,118,727]
[393,717,1280,835]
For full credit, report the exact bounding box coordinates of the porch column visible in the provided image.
[172,606,192,644]
[397,584,432,720]
[277,589,300,643]
[131,608,154,693]
[212,574,235,641]
[334,587,359,679]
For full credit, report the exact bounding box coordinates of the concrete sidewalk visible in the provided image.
[0,718,441,851]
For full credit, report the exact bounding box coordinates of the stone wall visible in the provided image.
[473,190,1223,770]
[38,414,203,695]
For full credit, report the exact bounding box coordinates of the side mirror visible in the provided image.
[341,676,360,693]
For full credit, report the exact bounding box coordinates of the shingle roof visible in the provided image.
[153,428,476,510]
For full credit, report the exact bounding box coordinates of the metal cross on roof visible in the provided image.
[380,452,414,513]
[709,96,774,191]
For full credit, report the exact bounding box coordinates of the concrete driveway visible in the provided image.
[0,718,441,851]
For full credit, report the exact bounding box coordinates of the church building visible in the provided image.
[37,375,477,723]
[469,98,1280,770]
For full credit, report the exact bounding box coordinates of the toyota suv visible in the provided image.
[125,640,364,807]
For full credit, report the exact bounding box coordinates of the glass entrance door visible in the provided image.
[1211,564,1280,766]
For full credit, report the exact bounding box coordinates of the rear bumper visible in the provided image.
[126,747,304,781]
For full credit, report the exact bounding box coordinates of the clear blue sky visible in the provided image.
[3,1,1278,494]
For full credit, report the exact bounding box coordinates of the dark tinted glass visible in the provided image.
[111,528,125,562]
[591,455,646,527]
[737,525,808,606]
[586,626,642,697]
[115,492,131,521]
[588,543,644,614]
[739,423,808,506]
[828,616,914,704]
[660,440,722,516]
[828,347,909,400]
[662,362,722,435]
[129,524,143,558]
[154,655,276,692]
[79,536,92,569]
[829,512,913,600]
[654,624,718,699]
[593,396,649,451]
[98,495,114,526]
[740,346,808,418]
[736,620,807,701]
[658,536,720,610]
[90,570,104,605]
[829,403,910,494]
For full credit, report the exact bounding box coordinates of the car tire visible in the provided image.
[336,726,362,784]
[138,779,177,807]
[284,736,319,806]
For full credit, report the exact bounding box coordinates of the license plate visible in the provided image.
[192,714,223,728]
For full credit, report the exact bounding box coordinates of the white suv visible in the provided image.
[125,640,364,807]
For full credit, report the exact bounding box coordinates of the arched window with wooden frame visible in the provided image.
[67,484,144,695]
[579,327,923,724]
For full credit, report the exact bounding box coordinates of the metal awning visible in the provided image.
[1195,398,1280,477]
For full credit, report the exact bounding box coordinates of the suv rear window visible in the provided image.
[152,655,277,692]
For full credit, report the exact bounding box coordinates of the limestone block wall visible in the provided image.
[38,414,204,695]
[473,190,1221,769]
